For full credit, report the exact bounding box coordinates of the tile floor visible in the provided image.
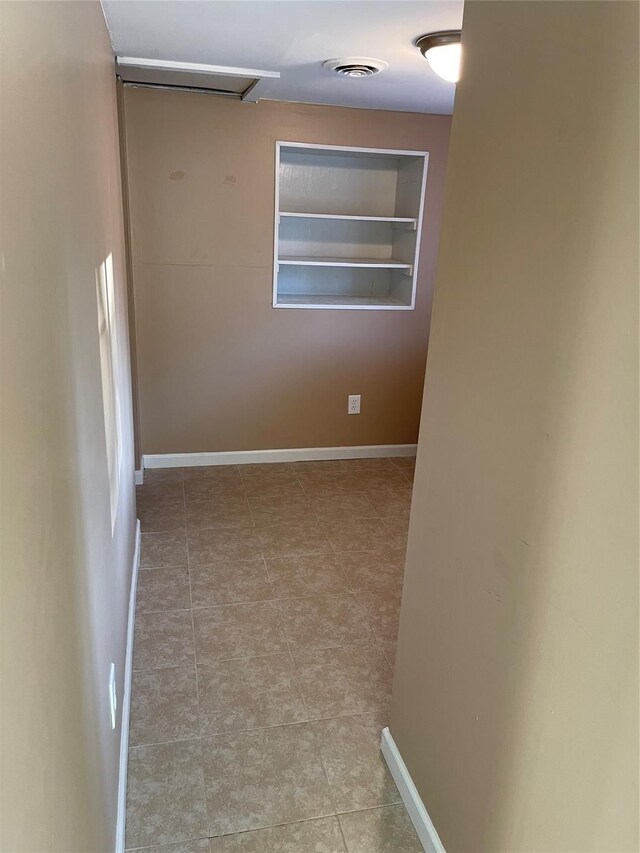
[126,457,422,853]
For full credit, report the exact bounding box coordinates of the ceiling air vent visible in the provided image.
[322,58,388,78]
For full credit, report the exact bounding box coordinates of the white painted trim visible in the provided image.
[278,256,412,269]
[143,444,417,469]
[280,212,418,226]
[272,141,282,308]
[278,140,429,158]
[241,76,277,103]
[115,520,141,853]
[272,140,428,311]
[410,151,430,310]
[134,469,143,486]
[380,727,446,853]
[116,56,280,80]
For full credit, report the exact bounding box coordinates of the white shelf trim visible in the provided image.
[278,255,412,270]
[273,141,428,310]
[280,211,417,227]
[278,140,429,158]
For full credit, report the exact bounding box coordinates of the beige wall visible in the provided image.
[391,2,639,851]
[122,92,450,455]
[0,2,136,850]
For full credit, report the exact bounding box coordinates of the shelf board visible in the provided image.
[278,255,412,270]
[280,211,417,227]
[275,293,412,310]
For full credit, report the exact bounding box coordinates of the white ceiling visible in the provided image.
[102,1,464,115]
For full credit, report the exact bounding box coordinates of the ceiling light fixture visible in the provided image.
[322,57,388,78]
[415,31,462,84]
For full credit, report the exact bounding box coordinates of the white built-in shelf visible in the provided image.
[278,255,412,271]
[279,212,417,228]
[276,293,410,309]
[273,142,429,311]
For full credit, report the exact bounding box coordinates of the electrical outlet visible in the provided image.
[348,394,361,415]
[108,662,117,730]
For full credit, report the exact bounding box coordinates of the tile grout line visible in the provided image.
[274,563,345,831]
[259,492,343,829]
[129,709,394,751]
[184,522,209,838]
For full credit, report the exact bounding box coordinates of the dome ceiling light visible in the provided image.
[322,57,388,78]
[415,31,462,84]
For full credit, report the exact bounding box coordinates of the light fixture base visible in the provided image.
[415,31,461,56]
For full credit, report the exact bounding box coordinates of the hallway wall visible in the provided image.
[0,2,137,850]
[121,92,450,455]
[391,1,639,851]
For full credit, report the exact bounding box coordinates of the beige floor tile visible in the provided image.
[202,724,333,836]
[388,457,416,471]
[247,494,316,525]
[125,740,207,849]
[136,489,186,510]
[312,714,400,812]
[193,601,287,662]
[137,478,185,497]
[339,457,394,471]
[136,567,191,614]
[381,515,410,535]
[346,471,412,492]
[180,465,241,481]
[378,640,397,669]
[357,589,403,644]
[293,645,393,720]
[125,839,210,853]
[368,490,412,518]
[297,472,362,497]
[141,532,189,569]
[339,549,405,594]
[237,462,294,477]
[197,654,306,735]
[184,478,246,502]
[133,610,195,670]
[292,460,344,473]
[186,497,253,532]
[279,593,373,651]
[187,526,262,565]
[241,478,305,499]
[309,492,380,523]
[190,559,272,608]
[323,518,400,553]
[138,500,187,534]
[136,480,184,509]
[338,804,422,852]
[129,665,200,747]
[266,553,351,599]
[255,520,331,558]
[208,817,346,851]
[140,469,186,485]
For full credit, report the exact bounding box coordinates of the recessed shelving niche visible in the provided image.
[273,142,428,310]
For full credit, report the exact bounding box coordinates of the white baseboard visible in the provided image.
[380,727,446,853]
[134,469,144,485]
[143,443,417,469]
[115,519,140,853]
